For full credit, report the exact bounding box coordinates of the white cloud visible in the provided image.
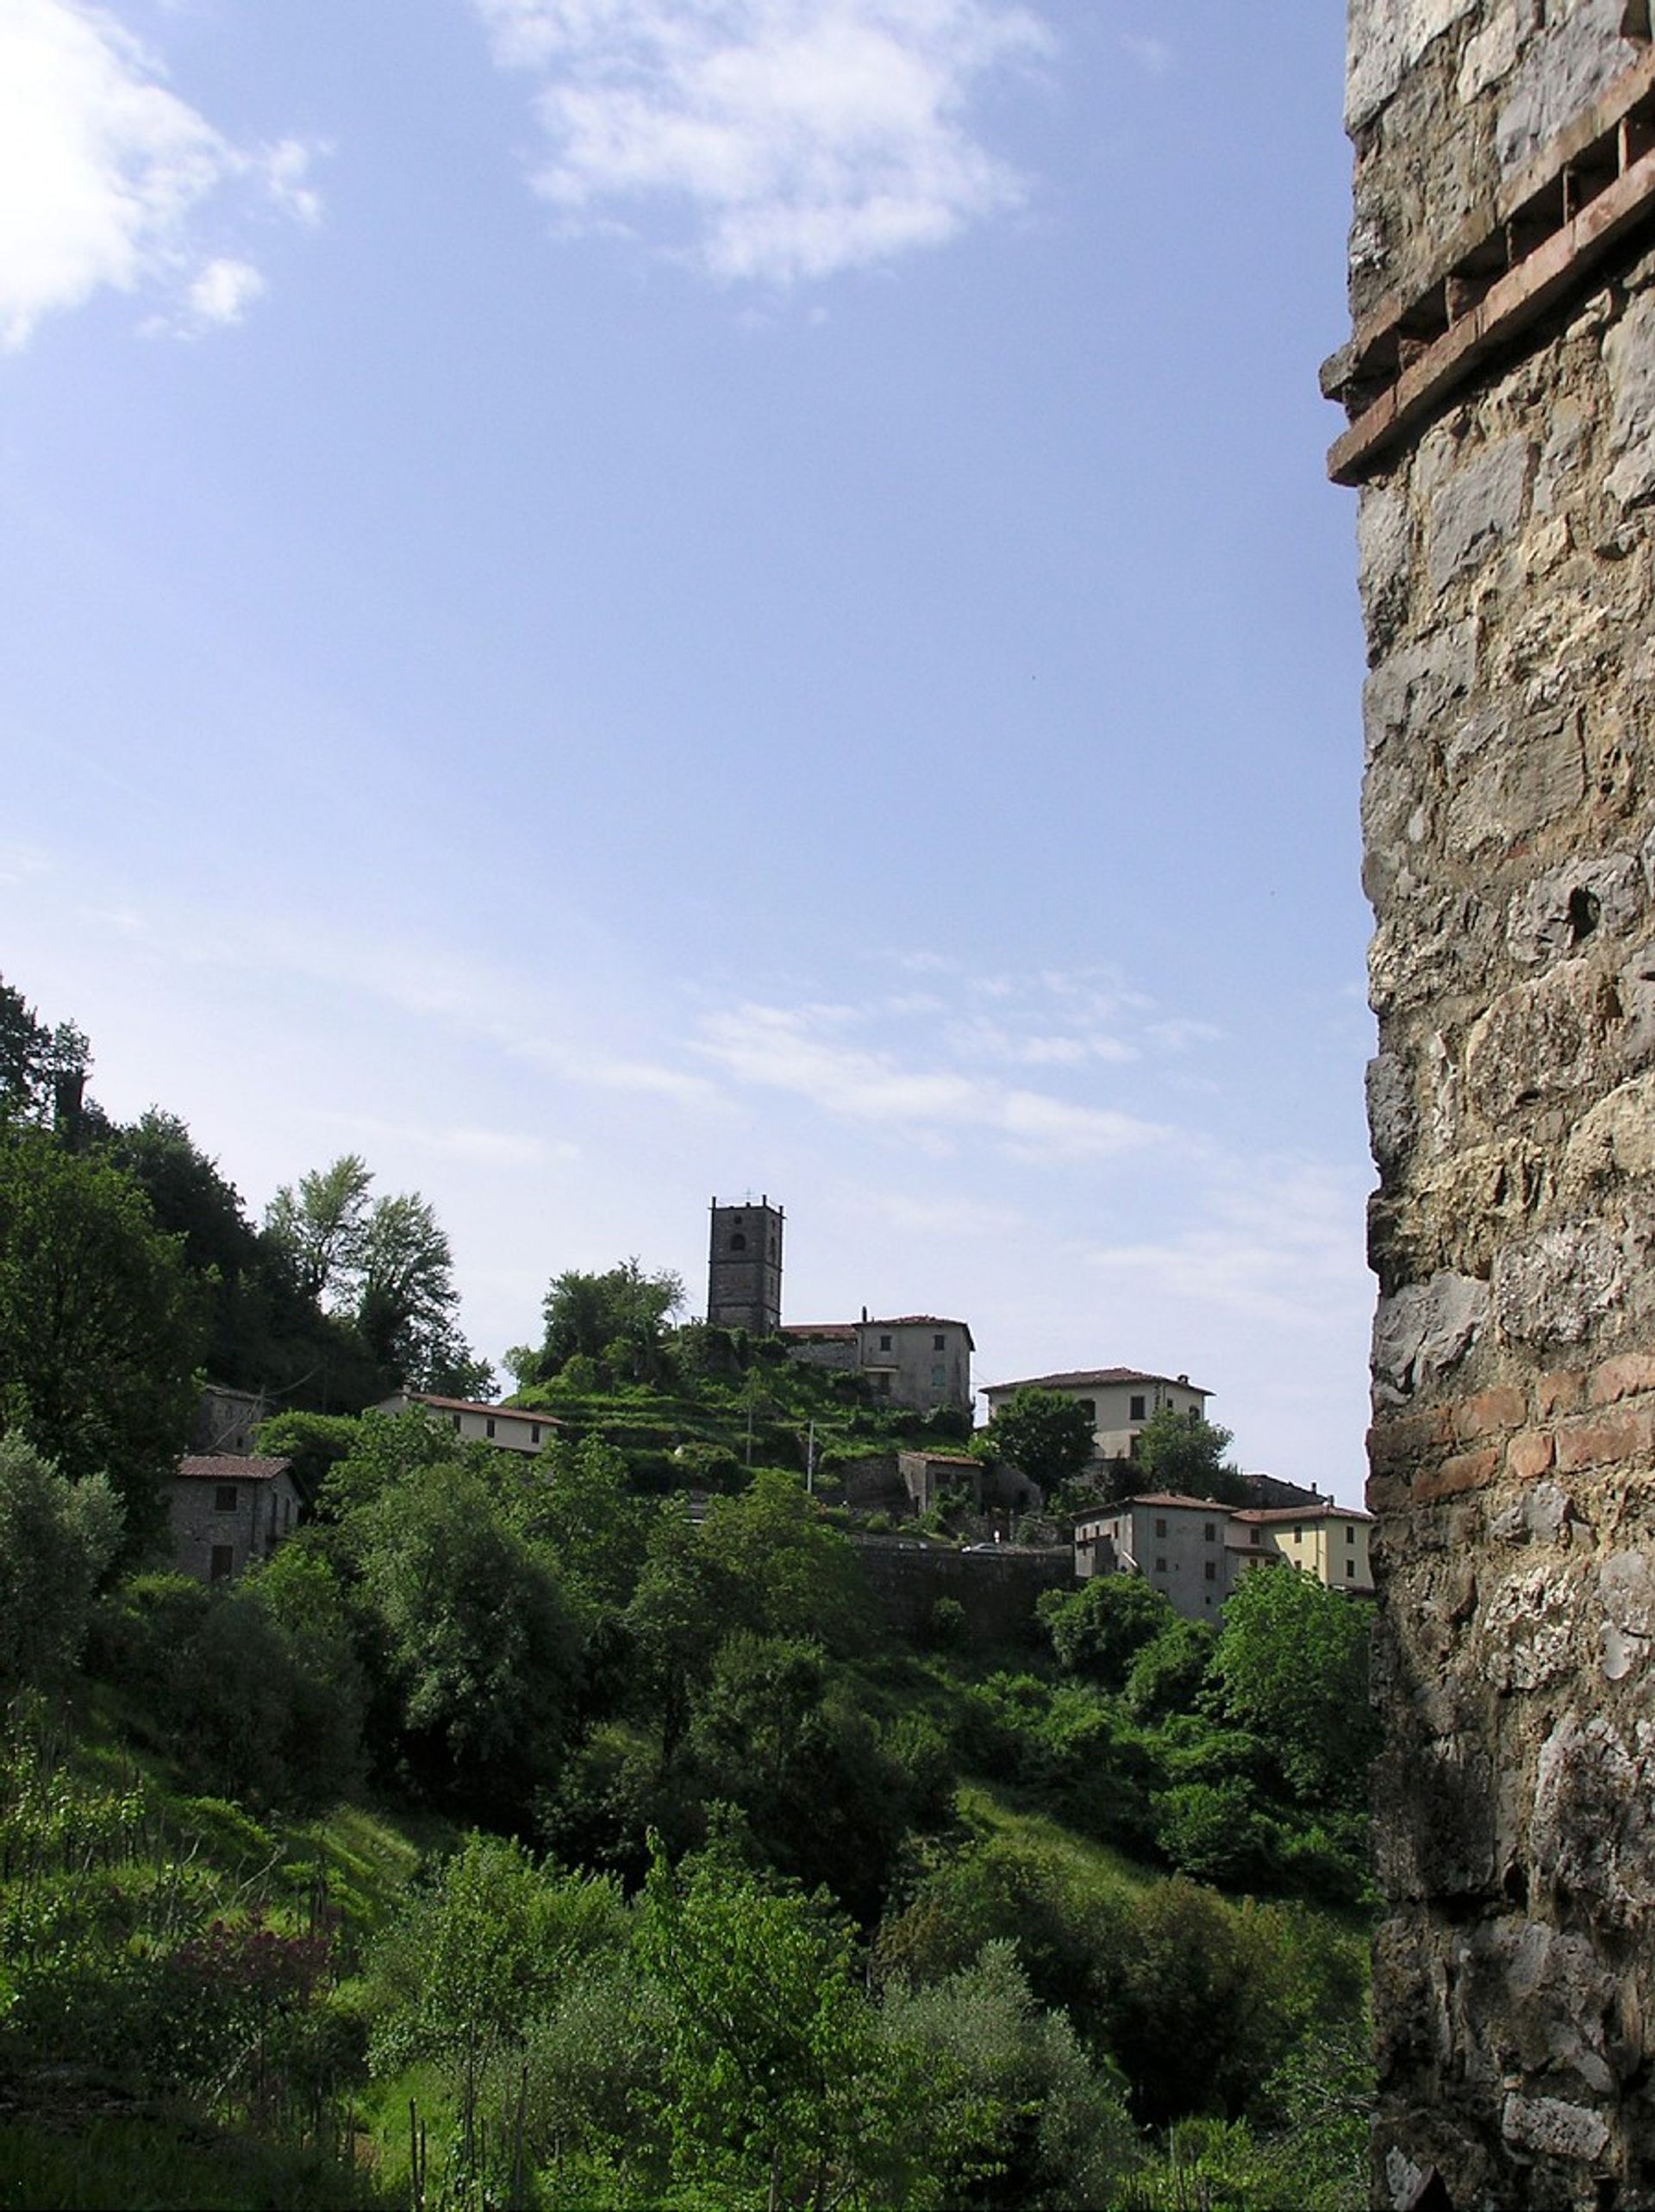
[471,0,1052,282]
[311,1113,573,1172]
[696,999,1166,1159]
[0,1,318,347]
[184,253,264,327]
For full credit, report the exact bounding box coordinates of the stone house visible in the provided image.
[781,1314,974,1415]
[191,1383,273,1457]
[377,1390,560,1455]
[166,1454,303,1584]
[981,1367,1209,1467]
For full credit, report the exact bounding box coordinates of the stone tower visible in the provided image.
[1327,3,1655,2202]
[706,1196,783,1335]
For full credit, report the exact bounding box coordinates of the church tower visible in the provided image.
[707,1196,783,1335]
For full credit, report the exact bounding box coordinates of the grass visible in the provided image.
[0,2112,390,2211]
[955,1779,1161,1902]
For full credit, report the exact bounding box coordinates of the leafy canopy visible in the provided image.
[983,1387,1096,1490]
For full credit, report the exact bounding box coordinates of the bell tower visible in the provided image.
[707,1195,783,1335]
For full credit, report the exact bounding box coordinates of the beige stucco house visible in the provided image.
[982,1367,1210,1466]
[1073,1492,1233,1621]
[1229,1504,1375,1594]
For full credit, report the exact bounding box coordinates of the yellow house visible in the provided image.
[1229,1504,1375,1594]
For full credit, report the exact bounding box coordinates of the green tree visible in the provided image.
[0,974,92,1136]
[1127,1407,1246,1504]
[1208,1565,1377,1807]
[265,1154,372,1304]
[0,1124,201,1537]
[532,1257,685,1384]
[638,1843,951,2210]
[355,1188,493,1396]
[351,1460,583,1813]
[0,1435,123,1691]
[1123,1615,1217,1721]
[982,1388,1096,1490]
[1039,1572,1177,1690]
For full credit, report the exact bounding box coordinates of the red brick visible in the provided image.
[1537,1370,1587,1420]
[1415,1447,1501,1504]
[1555,1408,1655,1474]
[1589,1353,1655,1406]
[1506,1430,1556,1482]
[1455,1387,1528,1442]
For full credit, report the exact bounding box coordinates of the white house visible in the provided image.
[1074,1492,1233,1620]
[377,1391,561,1456]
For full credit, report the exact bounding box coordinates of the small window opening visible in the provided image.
[729,1232,747,1252]
[1129,1394,1146,1421]
[215,1484,238,1512]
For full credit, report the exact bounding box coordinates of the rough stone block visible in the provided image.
[1492,1224,1626,1350]
[1427,437,1533,590]
[1505,853,1643,968]
[1604,269,1655,509]
[1496,0,1640,177]
[1346,0,1479,131]
[1501,2092,1611,2162]
[1375,1273,1490,1397]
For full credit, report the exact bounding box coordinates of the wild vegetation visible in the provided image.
[0,972,1376,2209]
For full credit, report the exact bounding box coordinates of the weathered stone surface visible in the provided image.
[1604,287,1655,509]
[1346,0,1479,131]
[1495,0,1639,177]
[1374,1271,1489,1398]
[1491,1222,1626,1348]
[1346,7,1655,2194]
[1426,436,1532,590]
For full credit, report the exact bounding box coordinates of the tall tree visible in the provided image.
[1127,1407,1246,1505]
[0,1125,201,1538]
[528,1258,684,1385]
[265,1154,372,1305]
[983,1386,1096,1491]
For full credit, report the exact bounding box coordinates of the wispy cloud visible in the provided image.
[696,999,1166,1159]
[0,0,320,347]
[310,1113,575,1172]
[470,0,1052,283]
[1081,1161,1371,1334]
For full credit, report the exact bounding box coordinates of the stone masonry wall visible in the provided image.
[1341,3,1655,2204]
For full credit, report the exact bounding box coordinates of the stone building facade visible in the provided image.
[1328,3,1655,2200]
[707,1197,784,1334]
[165,1454,303,1582]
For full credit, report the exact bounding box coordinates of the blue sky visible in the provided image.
[0,0,1374,1497]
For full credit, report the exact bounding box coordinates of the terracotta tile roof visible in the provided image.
[983,1367,1210,1396]
[1233,1503,1374,1524]
[1082,1491,1227,1514]
[175,1454,291,1484]
[397,1393,559,1426]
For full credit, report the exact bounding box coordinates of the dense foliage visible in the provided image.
[0,970,1375,2210]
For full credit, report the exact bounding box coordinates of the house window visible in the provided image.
[1130,1394,1146,1421]
[486,1417,496,1439]
[1346,1559,1356,1579]
[214,1484,238,1513]
[452,1413,462,1429]
[531,1423,541,1445]
[876,1374,891,1397]
[879,1334,892,1351]
[1204,1522,1216,1542]
[1250,1527,1261,1545]
[1154,1517,1167,1538]
[1154,1557,1167,1574]
[1346,1525,1355,1544]
[283,1497,292,1532]
[1204,1559,1217,1582]
[933,1334,945,1351]
[1292,1526,1303,1541]
[209,1545,234,1582]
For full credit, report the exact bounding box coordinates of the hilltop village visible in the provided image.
[172,1191,1374,1635]
[2,980,1380,2207]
